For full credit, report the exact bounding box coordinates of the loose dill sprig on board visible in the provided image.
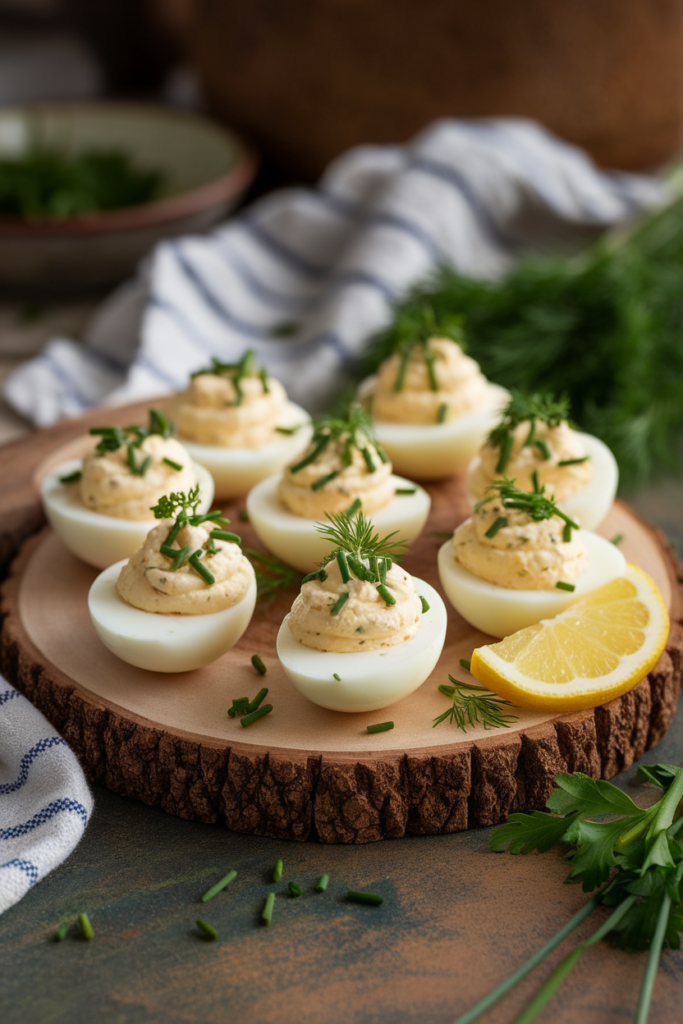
[475,477,579,540]
[433,676,518,731]
[243,548,302,603]
[190,350,269,406]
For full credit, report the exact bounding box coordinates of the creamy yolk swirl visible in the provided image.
[288,559,422,652]
[368,336,494,425]
[279,437,394,519]
[80,435,197,521]
[471,420,592,502]
[117,520,252,614]
[175,372,288,447]
[453,501,588,591]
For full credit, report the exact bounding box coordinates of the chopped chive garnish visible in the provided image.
[162,457,183,471]
[558,456,590,466]
[347,891,383,905]
[59,469,82,484]
[246,688,268,714]
[437,403,448,424]
[170,545,192,571]
[459,658,471,672]
[211,529,242,544]
[290,434,330,473]
[331,591,349,616]
[54,923,70,942]
[485,516,508,539]
[273,859,283,882]
[240,704,273,727]
[228,696,249,718]
[556,581,576,591]
[394,346,411,392]
[201,870,237,903]
[347,555,370,581]
[196,919,218,941]
[530,469,540,493]
[78,913,94,941]
[259,367,270,393]
[262,893,275,926]
[316,874,330,892]
[251,655,267,676]
[562,522,573,543]
[288,881,302,897]
[534,438,552,460]
[344,497,362,519]
[395,487,417,495]
[337,549,351,584]
[274,424,299,434]
[302,568,328,584]
[361,447,376,473]
[333,673,341,681]
[420,596,430,614]
[239,509,249,521]
[367,721,394,734]
[495,432,514,474]
[376,583,396,606]
[611,533,624,545]
[379,558,387,586]
[311,469,340,491]
[375,442,390,464]
[189,551,215,585]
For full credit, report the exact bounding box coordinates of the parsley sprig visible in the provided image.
[89,408,175,476]
[455,764,683,1024]
[150,487,237,586]
[475,477,579,542]
[432,677,518,731]
[191,350,269,407]
[487,391,571,473]
[288,405,389,488]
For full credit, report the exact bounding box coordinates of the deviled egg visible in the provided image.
[247,406,431,573]
[88,488,256,672]
[357,324,508,480]
[438,478,626,638]
[277,512,447,711]
[42,409,214,570]
[167,351,312,499]
[466,392,618,531]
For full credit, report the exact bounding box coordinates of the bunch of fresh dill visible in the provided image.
[362,194,683,492]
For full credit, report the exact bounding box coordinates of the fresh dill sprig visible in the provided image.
[151,486,202,521]
[474,477,579,540]
[244,548,302,603]
[316,511,407,568]
[190,350,269,407]
[288,405,388,482]
[432,677,518,731]
[487,391,572,472]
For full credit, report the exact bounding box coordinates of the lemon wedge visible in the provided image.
[470,564,669,712]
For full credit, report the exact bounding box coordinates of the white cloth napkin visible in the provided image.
[4,118,663,426]
[0,680,92,915]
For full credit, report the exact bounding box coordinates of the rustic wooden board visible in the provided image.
[0,401,682,844]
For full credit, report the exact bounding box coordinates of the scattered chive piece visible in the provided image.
[288,881,302,897]
[311,469,340,491]
[162,457,183,471]
[316,874,330,892]
[556,581,576,592]
[240,704,273,727]
[273,859,283,883]
[331,592,349,616]
[189,551,215,585]
[54,923,70,942]
[274,424,299,434]
[459,658,471,672]
[611,533,624,546]
[239,509,250,521]
[337,550,351,583]
[59,469,81,484]
[367,721,394,734]
[347,891,383,906]
[251,654,267,676]
[437,403,449,424]
[420,596,430,614]
[495,432,514,474]
[562,522,573,543]
[558,456,590,466]
[344,497,362,519]
[201,870,237,903]
[246,687,269,714]
[262,893,275,926]
[534,438,552,460]
[485,516,508,539]
[361,447,376,473]
[211,529,242,543]
[376,583,396,606]
[395,487,417,495]
[333,673,341,681]
[78,913,94,941]
[196,919,218,941]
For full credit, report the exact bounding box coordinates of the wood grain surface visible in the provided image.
[1,402,682,844]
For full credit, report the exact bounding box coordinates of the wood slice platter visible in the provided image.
[1,401,682,844]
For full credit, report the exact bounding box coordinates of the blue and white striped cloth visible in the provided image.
[0,681,92,915]
[4,118,663,426]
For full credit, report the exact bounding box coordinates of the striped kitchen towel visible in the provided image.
[4,117,664,427]
[0,680,92,915]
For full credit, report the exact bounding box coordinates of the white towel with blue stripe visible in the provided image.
[0,682,92,914]
[4,118,663,426]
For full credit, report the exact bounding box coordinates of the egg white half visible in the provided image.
[41,458,215,570]
[466,432,619,531]
[246,472,431,573]
[177,401,312,500]
[88,558,257,673]
[360,382,509,480]
[437,530,627,639]
[277,579,447,712]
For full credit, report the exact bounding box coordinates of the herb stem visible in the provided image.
[495,433,514,474]
[240,704,273,727]
[273,859,283,882]
[376,583,396,606]
[312,469,340,491]
[250,655,267,676]
[316,874,330,892]
[347,891,383,906]
[337,550,351,583]
[196,919,218,941]
[262,893,275,925]
[367,721,394,733]
[211,529,242,543]
[634,891,671,1024]
[331,591,349,616]
[246,687,268,713]
[201,870,237,903]
[78,912,94,941]
[189,551,215,585]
